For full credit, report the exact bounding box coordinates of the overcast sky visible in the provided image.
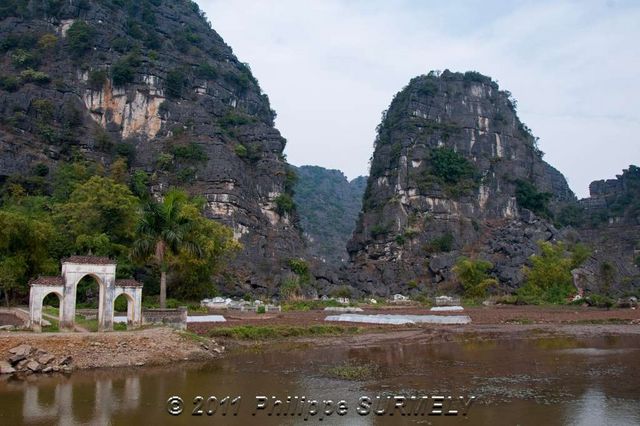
[198,0,639,198]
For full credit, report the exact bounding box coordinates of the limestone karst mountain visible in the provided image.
[347,70,578,295]
[0,0,305,294]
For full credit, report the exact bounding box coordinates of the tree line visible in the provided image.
[0,158,240,308]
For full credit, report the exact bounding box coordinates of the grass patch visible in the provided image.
[208,325,361,340]
[179,330,210,344]
[113,323,127,331]
[504,317,534,325]
[572,318,631,325]
[326,361,380,381]
[282,300,352,312]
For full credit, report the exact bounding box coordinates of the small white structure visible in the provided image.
[392,294,409,302]
[29,256,143,332]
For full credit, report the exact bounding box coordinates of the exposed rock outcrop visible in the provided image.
[346,70,575,295]
[570,166,640,295]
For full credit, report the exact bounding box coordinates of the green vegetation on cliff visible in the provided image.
[293,166,366,262]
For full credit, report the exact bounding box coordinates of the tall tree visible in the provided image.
[132,189,202,308]
[0,209,57,305]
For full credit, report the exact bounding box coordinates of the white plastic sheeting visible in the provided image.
[430,306,464,312]
[324,307,364,313]
[325,314,471,325]
[113,315,227,323]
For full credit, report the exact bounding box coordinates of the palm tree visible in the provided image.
[132,189,202,308]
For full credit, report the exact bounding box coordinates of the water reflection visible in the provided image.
[1,336,639,425]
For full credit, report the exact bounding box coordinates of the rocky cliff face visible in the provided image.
[293,165,366,264]
[347,70,576,295]
[571,166,640,295]
[0,0,305,293]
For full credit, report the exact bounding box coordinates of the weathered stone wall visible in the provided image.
[142,307,187,330]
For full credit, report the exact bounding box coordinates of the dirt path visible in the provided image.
[39,311,89,332]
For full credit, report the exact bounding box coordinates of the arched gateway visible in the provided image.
[29,256,143,332]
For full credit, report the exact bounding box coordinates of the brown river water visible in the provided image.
[1,335,639,425]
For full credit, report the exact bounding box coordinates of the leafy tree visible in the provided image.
[111,53,141,87]
[515,179,552,218]
[169,202,240,299]
[66,21,95,57]
[274,194,295,215]
[453,257,497,298]
[431,147,477,185]
[165,68,187,99]
[55,176,140,257]
[133,189,238,307]
[518,241,590,304]
[0,209,57,305]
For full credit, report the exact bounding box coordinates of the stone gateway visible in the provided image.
[28,256,142,332]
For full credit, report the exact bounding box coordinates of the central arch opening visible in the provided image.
[75,275,103,332]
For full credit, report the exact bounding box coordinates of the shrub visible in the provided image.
[111,36,131,53]
[424,233,454,253]
[171,142,207,161]
[20,69,50,84]
[115,142,136,164]
[274,194,295,215]
[32,163,49,177]
[453,257,497,298]
[330,286,352,299]
[431,147,477,185]
[165,68,187,99]
[256,305,266,314]
[219,110,253,127]
[370,223,389,238]
[280,277,302,300]
[234,144,248,158]
[518,241,589,304]
[556,204,585,228]
[288,258,309,277]
[0,75,20,91]
[38,34,58,49]
[156,153,174,170]
[66,21,95,57]
[32,99,54,122]
[463,71,489,84]
[515,179,552,218]
[585,294,614,309]
[111,54,140,87]
[196,63,218,80]
[88,69,107,90]
[177,166,196,183]
[12,49,40,68]
[416,79,438,97]
[158,100,169,116]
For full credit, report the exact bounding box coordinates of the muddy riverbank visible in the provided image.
[1,305,638,373]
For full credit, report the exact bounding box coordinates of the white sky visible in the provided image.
[198,0,640,198]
